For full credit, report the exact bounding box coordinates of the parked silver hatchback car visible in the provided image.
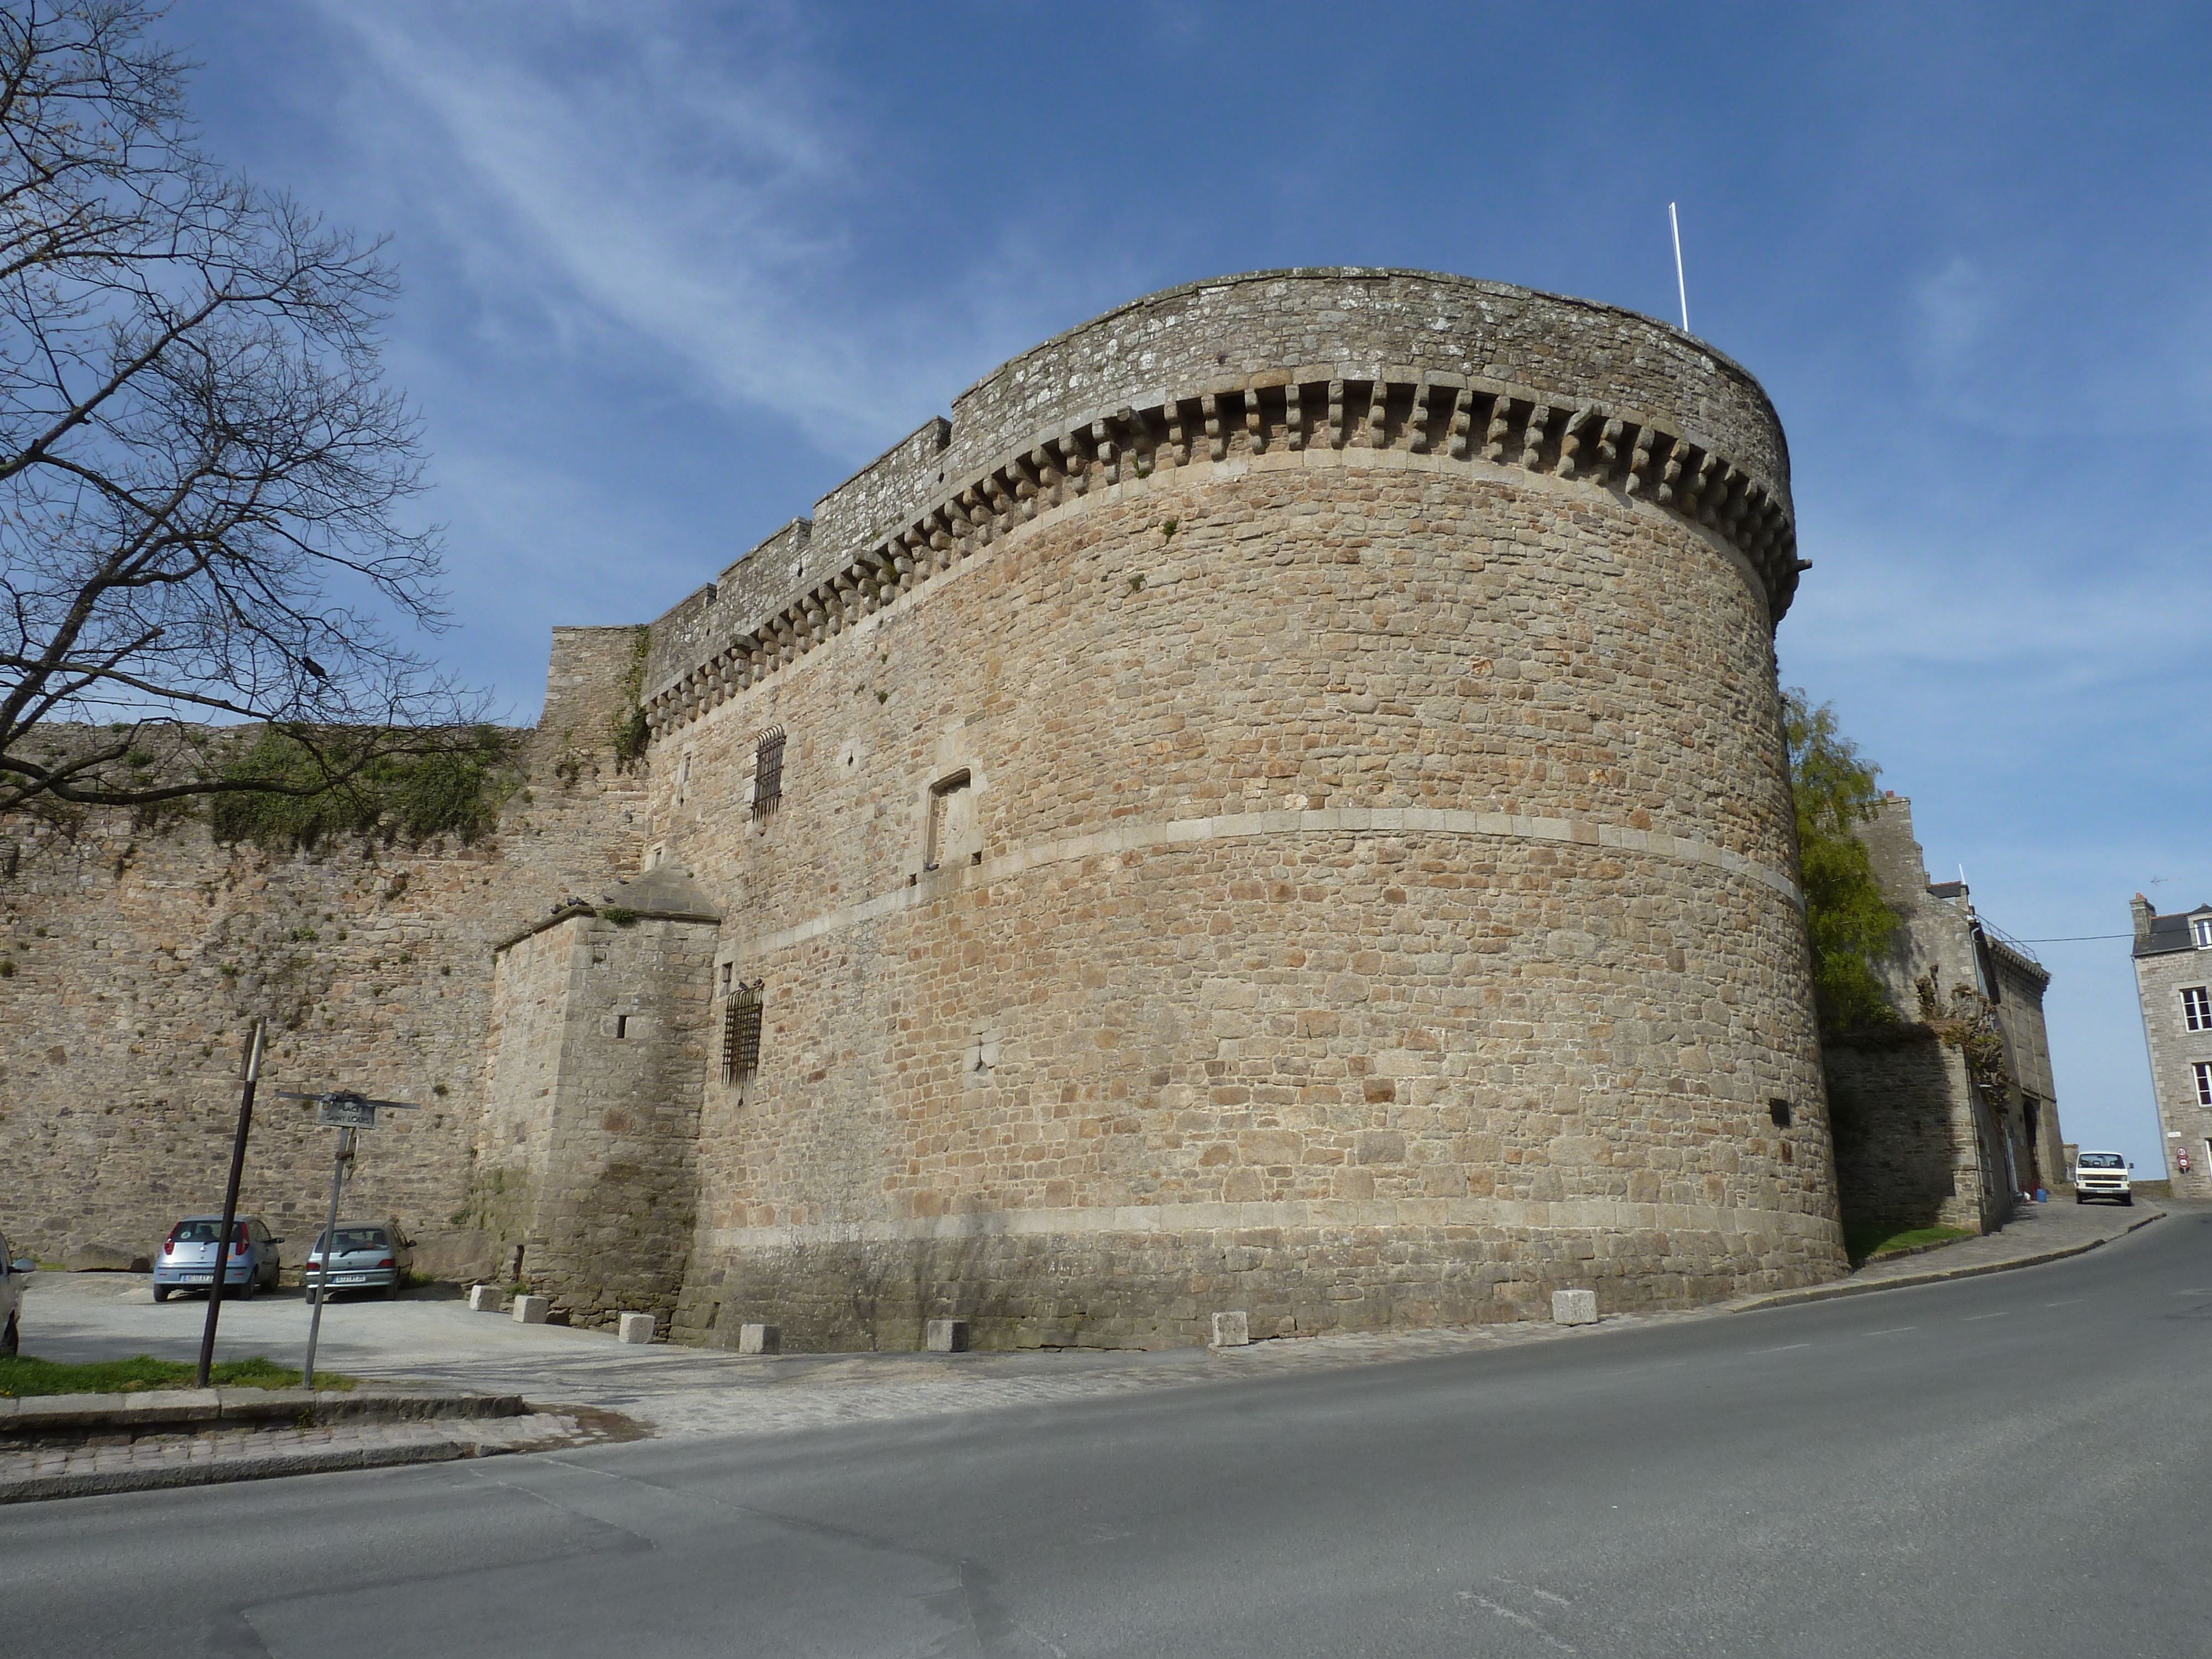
[303,1223,402,1300]
[153,1215,283,1301]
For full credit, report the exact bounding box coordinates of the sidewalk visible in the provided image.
[10,1197,2173,1496]
[1734,1197,2166,1312]
[0,1408,617,1504]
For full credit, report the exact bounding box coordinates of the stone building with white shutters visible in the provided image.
[2131,894,2212,1199]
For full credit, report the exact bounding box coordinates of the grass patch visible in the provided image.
[1844,1222,1974,1264]
[0,1353,357,1397]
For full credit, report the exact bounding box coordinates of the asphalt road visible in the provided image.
[7,1209,2208,1659]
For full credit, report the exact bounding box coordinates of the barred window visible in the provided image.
[2183,986,2212,1032]
[722,982,763,1084]
[753,727,785,820]
[2197,1061,2212,1108]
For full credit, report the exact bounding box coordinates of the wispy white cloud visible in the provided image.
[307,0,1084,457]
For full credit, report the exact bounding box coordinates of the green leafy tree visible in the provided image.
[1785,689,1902,1034]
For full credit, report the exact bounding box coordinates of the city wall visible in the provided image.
[4,270,1856,1344]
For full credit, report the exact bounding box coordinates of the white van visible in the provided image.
[2073,1151,2133,1205]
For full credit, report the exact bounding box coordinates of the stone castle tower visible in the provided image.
[0,269,1849,1345]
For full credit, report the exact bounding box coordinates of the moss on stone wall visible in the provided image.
[206,726,519,852]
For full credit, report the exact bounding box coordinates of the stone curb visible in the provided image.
[0,1389,525,1439]
[1733,1208,2166,1313]
[0,1438,465,1505]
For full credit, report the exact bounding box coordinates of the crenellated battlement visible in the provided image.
[640,269,1797,740]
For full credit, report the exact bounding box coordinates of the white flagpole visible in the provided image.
[1669,203,1689,333]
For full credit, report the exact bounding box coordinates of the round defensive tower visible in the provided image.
[643,269,1846,1349]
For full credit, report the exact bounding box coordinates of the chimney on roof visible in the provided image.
[2132,893,2154,947]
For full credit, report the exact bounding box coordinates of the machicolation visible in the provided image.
[1,269,1849,1347]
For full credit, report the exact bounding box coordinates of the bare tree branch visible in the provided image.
[0,0,484,817]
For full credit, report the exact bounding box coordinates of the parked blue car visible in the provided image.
[152,1215,283,1301]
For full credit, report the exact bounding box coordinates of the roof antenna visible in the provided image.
[1668,202,1690,333]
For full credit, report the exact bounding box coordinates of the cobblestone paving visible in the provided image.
[0,1411,598,1492]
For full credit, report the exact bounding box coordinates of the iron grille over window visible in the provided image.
[722,982,763,1083]
[753,727,785,820]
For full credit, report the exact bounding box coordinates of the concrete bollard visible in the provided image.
[925,1318,969,1353]
[467,1284,502,1313]
[737,1322,780,1355]
[1552,1289,1599,1326]
[512,1294,551,1324]
[617,1311,655,1345]
[1211,1311,1250,1348]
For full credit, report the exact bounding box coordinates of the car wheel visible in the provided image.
[2074,1193,2085,1204]
[384,1277,400,1300]
[242,1272,258,1300]
[3,1313,18,1355]
[152,1285,170,1302]
[2123,1194,2134,1207]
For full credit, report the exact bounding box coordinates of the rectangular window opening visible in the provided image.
[2195,917,2212,948]
[2183,985,2212,1032]
[2195,1061,2212,1108]
[614,1015,628,1040]
[1767,1098,1792,1129]
[925,770,975,870]
[723,983,763,1084]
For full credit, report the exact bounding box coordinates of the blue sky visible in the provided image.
[178,1,2209,1172]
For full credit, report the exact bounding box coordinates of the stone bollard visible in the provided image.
[467,1284,502,1313]
[1551,1289,1599,1326]
[925,1318,969,1353]
[737,1322,780,1355]
[617,1311,655,1345]
[512,1294,551,1324]
[1211,1311,1250,1348]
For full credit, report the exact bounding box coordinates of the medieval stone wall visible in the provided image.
[0,627,648,1274]
[641,270,1845,1350]
[4,270,1858,1348]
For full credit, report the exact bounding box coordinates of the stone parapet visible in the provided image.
[639,270,1800,734]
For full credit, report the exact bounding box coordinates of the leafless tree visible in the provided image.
[0,0,483,817]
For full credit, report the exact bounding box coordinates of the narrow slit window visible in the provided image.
[723,983,763,1084]
[753,727,785,820]
[614,1015,628,1040]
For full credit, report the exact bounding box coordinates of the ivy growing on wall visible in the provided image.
[205,726,519,851]
[1785,689,1903,1036]
[609,627,653,766]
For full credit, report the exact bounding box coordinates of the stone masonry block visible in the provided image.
[1552,1289,1598,1326]
[467,1284,502,1313]
[738,1322,779,1355]
[925,1318,969,1353]
[1211,1311,1251,1347]
[513,1294,551,1324]
[617,1311,656,1344]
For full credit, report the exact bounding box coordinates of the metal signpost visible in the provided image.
[194,1019,267,1388]
[275,1088,419,1389]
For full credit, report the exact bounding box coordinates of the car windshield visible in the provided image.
[316,1228,388,1253]
[171,1220,240,1244]
[2078,1154,2124,1169]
